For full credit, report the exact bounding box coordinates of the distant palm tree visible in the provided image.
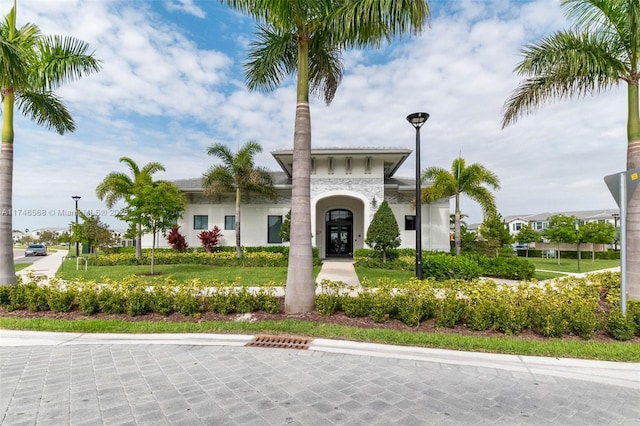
[423,158,500,256]
[203,141,276,258]
[96,157,165,259]
[221,0,430,313]
[0,1,101,285]
[502,0,639,300]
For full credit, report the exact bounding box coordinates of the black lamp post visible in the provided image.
[72,195,81,257]
[406,112,430,280]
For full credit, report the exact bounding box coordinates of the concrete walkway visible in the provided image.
[315,259,361,287]
[1,330,638,425]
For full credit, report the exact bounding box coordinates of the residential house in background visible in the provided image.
[504,209,620,238]
[168,147,451,258]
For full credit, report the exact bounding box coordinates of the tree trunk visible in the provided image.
[235,187,241,258]
[626,81,640,301]
[285,38,314,313]
[454,195,461,256]
[136,223,142,259]
[0,90,16,286]
[151,229,155,275]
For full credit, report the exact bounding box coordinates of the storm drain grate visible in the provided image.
[246,335,312,350]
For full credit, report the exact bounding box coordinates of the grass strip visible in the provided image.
[1,318,637,362]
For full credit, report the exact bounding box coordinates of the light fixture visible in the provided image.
[371,195,377,207]
[406,112,430,280]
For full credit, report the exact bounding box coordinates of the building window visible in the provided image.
[328,157,334,174]
[224,215,235,230]
[194,215,208,230]
[365,156,372,174]
[345,157,352,174]
[405,215,416,231]
[268,215,282,244]
[513,223,522,231]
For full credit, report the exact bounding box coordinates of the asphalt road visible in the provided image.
[13,248,47,264]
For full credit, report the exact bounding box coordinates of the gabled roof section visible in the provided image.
[173,172,291,192]
[271,147,412,179]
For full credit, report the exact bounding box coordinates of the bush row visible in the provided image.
[317,273,639,341]
[516,249,620,260]
[2,273,637,341]
[85,248,320,267]
[0,277,280,317]
[354,250,535,281]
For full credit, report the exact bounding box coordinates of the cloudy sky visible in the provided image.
[6,0,624,232]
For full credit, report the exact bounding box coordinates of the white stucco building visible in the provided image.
[169,148,450,258]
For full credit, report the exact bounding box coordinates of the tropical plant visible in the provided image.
[279,209,291,242]
[365,200,401,263]
[502,0,639,301]
[167,226,189,252]
[423,157,501,256]
[0,1,101,285]
[96,157,165,259]
[221,0,430,313]
[71,212,113,256]
[202,141,276,258]
[198,226,223,253]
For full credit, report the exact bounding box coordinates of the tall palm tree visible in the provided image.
[96,157,165,259]
[0,1,101,286]
[423,158,500,256]
[220,0,430,313]
[203,141,276,258]
[501,0,640,301]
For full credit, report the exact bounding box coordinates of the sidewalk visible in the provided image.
[315,259,361,287]
[15,249,67,281]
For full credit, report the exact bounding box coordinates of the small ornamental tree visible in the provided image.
[515,224,539,257]
[280,209,291,242]
[581,221,615,261]
[365,200,400,263]
[167,226,189,252]
[544,214,579,264]
[199,226,223,253]
[479,213,512,257]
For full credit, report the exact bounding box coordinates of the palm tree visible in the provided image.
[0,2,101,285]
[501,0,639,301]
[220,0,430,313]
[96,157,165,259]
[423,158,500,256]
[202,141,276,258]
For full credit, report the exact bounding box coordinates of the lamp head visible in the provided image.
[72,195,81,201]
[406,112,430,129]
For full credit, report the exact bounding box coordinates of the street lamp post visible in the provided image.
[406,112,430,280]
[72,196,81,257]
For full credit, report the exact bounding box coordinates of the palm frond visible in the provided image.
[207,142,235,166]
[244,24,297,93]
[202,166,234,196]
[308,28,343,105]
[15,90,74,134]
[36,35,102,90]
[502,30,625,128]
[96,172,133,208]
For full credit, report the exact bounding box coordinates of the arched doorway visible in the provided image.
[325,209,353,257]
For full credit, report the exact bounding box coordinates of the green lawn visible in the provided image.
[14,263,32,272]
[356,267,414,286]
[0,317,637,362]
[57,261,321,286]
[525,258,620,274]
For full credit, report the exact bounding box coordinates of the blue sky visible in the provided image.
[6,0,623,233]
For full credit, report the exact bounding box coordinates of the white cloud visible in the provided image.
[164,0,206,18]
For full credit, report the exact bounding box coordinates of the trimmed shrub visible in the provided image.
[98,287,125,315]
[422,254,482,281]
[476,256,535,280]
[606,309,635,341]
[434,289,466,328]
[25,285,50,312]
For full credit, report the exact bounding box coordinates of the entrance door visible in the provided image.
[326,209,353,257]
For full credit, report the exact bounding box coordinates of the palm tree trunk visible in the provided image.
[454,194,461,256]
[285,39,314,314]
[235,187,241,258]
[0,90,16,286]
[626,81,640,301]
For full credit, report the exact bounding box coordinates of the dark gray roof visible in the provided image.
[174,172,291,192]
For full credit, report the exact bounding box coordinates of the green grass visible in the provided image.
[526,258,620,274]
[355,267,414,286]
[535,270,567,280]
[0,317,637,362]
[14,263,32,272]
[57,262,321,286]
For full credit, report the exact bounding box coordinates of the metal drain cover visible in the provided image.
[246,335,312,350]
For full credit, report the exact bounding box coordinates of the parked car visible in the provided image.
[512,244,527,253]
[25,244,47,256]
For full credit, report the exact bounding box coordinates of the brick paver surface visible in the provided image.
[1,345,638,425]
